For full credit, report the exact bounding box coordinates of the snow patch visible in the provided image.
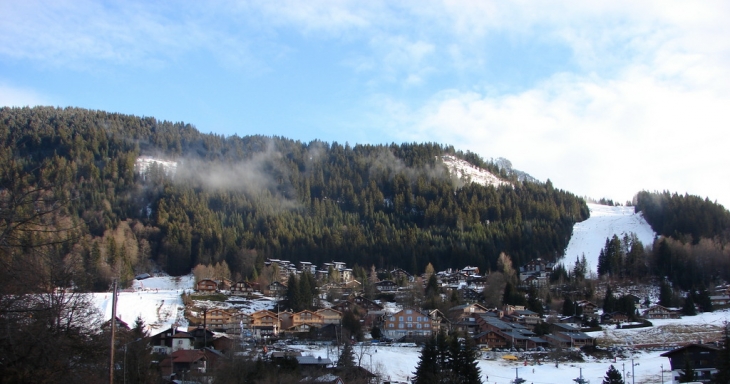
[440,155,510,188]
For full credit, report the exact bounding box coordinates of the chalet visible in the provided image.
[576,300,598,318]
[160,349,208,378]
[376,280,398,292]
[101,315,131,331]
[466,276,488,290]
[390,268,415,283]
[150,327,194,355]
[265,281,287,297]
[205,308,232,332]
[286,310,325,332]
[230,281,260,297]
[315,308,343,325]
[447,303,489,335]
[710,295,730,306]
[352,296,384,311]
[382,308,432,339]
[661,344,721,383]
[476,315,547,350]
[187,326,217,349]
[196,279,218,293]
[460,287,482,301]
[600,311,629,324]
[643,305,681,319]
[546,323,595,349]
[250,310,281,338]
[299,261,317,275]
[461,266,480,276]
[218,278,233,291]
[428,309,451,333]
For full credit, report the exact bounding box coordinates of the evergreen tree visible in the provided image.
[603,285,616,314]
[563,297,576,316]
[696,287,713,313]
[413,336,440,384]
[682,293,697,316]
[659,280,673,308]
[337,340,355,368]
[602,365,624,384]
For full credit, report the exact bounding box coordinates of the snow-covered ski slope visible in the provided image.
[93,275,193,333]
[564,203,656,272]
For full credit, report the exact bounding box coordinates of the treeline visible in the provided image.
[634,191,730,243]
[0,106,588,289]
[630,191,730,290]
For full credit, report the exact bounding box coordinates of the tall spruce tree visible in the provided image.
[337,341,355,368]
[413,336,439,384]
[602,365,624,384]
[603,285,616,314]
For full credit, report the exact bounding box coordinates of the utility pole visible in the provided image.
[632,358,637,384]
[109,280,118,384]
[661,364,664,384]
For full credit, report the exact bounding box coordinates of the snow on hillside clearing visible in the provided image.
[440,155,511,188]
[564,203,656,272]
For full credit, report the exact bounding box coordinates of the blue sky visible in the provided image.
[2,1,729,207]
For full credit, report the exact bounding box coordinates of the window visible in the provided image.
[407,317,412,322]
[399,324,404,329]
[399,316,404,322]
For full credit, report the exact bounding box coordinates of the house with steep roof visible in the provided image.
[661,343,721,383]
[643,305,680,319]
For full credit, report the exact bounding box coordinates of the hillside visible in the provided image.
[0,106,588,289]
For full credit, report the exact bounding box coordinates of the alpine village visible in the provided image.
[2,107,730,384]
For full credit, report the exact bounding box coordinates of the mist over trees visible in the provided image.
[0,106,589,288]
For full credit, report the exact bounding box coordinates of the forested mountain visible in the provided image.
[634,191,730,243]
[0,106,589,290]
[632,191,730,289]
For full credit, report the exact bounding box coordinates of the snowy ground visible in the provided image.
[564,203,656,272]
[292,343,668,384]
[291,310,730,384]
[93,275,194,333]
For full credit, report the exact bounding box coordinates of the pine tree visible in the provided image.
[603,285,616,314]
[337,341,355,368]
[659,280,673,308]
[413,336,439,384]
[602,365,624,384]
[682,293,697,316]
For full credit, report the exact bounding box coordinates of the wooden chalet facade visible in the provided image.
[196,279,219,293]
[661,344,721,383]
[643,305,681,319]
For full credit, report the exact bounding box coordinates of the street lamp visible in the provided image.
[123,338,143,384]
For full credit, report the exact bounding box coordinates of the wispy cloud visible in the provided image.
[0,83,50,107]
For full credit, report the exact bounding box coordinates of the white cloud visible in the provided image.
[0,84,49,107]
[389,63,730,206]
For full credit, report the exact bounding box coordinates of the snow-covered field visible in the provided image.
[564,203,656,272]
[93,275,194,333]
[292,310,730,384]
